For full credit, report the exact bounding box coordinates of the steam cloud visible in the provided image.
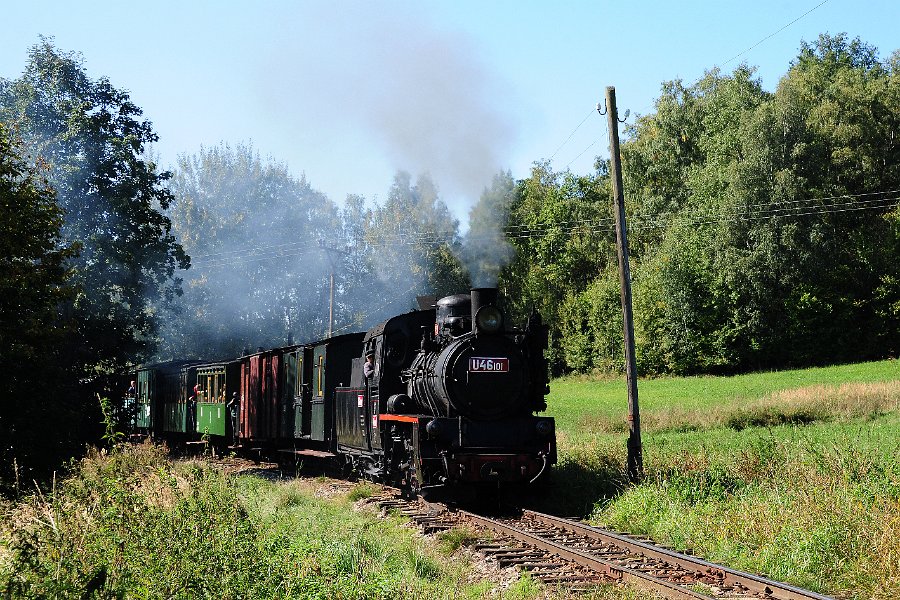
[268,2,521,289]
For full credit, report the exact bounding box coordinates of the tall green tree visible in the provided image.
[618,34,900,373]
[363,171,468,321]
[500,163,615,374]
[162,142,340,358]
[464,170,516,288]
[0,122,79,488]
[0,38,188,373]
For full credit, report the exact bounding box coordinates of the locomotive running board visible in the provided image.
[277,448,337,458]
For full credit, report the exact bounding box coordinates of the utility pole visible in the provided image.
[318,240,349,338]
[604,86,643,482]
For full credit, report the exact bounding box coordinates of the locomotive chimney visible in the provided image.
[471,288,498,328]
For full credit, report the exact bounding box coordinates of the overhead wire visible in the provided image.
[565,138,602,170]
[189,2,841,270]
[184,190,899,269]
[718,0,831,69]
[188,1,837,266]
[548,109,597,162]
[328,281,421,337]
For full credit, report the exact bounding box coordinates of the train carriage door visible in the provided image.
[366,339,383,452]
[240,361,248,439]
[292,349,310,438]
[243,356,263,440]
[282,350,297,439]
[138,369,154,433]
[311,345,326,442]
[268,352,281,440]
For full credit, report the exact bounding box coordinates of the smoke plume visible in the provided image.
[267,2,518,209]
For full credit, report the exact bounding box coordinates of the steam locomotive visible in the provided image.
[128,287,556,494]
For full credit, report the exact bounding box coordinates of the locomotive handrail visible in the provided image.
[528,453,548,484]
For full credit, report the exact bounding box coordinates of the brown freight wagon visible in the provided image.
[239,333,364,452]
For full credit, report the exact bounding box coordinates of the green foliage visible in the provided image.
[540,362,900,599]
[362,171,469,319]
[464,170,516,287]
[97,395,126,447]
[435,527,478,555]
[162,142,340,358]
[0,121,80,490]
[1,446,524,599]
[630,36,900,373]
[501,162,614,374]
[0,39,189,372]
[347,482,378,502]
[515,34,900,376]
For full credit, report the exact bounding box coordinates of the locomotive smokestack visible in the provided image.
[471,288,498,328]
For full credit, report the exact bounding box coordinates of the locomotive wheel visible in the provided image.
[400,471,421,499]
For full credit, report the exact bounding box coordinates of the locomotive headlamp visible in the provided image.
[535,419,553,437]
[475,306,503,333]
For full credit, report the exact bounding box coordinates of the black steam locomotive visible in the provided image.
[128,288,556,494]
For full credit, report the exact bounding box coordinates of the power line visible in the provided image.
[329,281,421,336]
[549,108,598,162]
[719,0,831,69]
[625,1,832,123]
[179,189,899,268]
[565,137,602,170]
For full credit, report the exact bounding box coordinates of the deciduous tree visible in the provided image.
[0,122,78,488]
[0,38,188,373]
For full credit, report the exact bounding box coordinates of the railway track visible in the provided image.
[369,491,835,600]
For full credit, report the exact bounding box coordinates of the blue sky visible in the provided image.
[2,1,897,222]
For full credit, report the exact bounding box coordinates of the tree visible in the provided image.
[616,34,900,373]
[464,170,516,288]
[500,163,614,374]
[0,38,188,373]
[0,122,78,489]
[363,171,468,321]
[162,142,341,358]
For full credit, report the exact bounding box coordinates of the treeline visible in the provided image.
[500,34,900,375]
[1,34,898,485]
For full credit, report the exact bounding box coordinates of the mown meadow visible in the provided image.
[536,359,900,600]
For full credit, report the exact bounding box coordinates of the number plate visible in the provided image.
[468,357,509,372]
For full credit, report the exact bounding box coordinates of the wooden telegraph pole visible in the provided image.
[604,86,643,481]
[319,240,349,338]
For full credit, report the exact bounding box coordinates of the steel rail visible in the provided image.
[523,509,835,600]
[460,509,714,599]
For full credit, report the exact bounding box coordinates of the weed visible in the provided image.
[436,527,479,554]
[347,482,379,502]
[563,420,899,599]
[1,444,541,599]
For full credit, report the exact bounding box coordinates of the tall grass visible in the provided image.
[549,358,899,432]
[0,443,542,599]
[540,360,900,600]
[592,422,900,599]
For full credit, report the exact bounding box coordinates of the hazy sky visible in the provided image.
[2,1,897,222]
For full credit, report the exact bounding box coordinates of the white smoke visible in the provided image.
[265,1,519,211]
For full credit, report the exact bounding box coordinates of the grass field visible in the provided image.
[550,359,900,432]
[1,360,896,599]
[538,359,900,600]
[0,445,648,599]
